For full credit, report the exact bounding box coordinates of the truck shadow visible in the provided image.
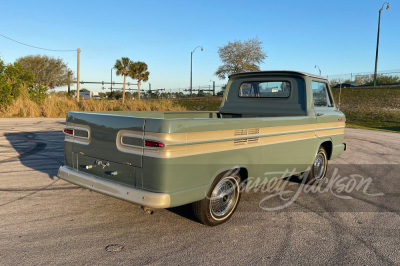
[166,162,400,224]
[166,204,200,223]
[3,131,64,180]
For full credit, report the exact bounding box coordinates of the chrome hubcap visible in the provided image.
[313,153,326,180]
[210,178,238,218]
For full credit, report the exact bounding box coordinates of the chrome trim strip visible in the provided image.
[58,166,170,208]
[63,124,91,145]
[116,130,143,155]
[73,126,90,140]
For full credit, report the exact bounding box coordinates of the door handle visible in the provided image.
[316,113,324,117]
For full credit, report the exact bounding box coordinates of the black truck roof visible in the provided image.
[229,70,327,80]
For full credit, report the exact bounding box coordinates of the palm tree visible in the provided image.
[114,57,131,104]
[128,61,149,100]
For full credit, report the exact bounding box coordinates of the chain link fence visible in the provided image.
[108,84,228,99]
[326,69,400,86]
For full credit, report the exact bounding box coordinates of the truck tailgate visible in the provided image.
[67,112,145,168]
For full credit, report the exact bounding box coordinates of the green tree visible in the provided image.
[0,60,35,106]
[114,57,131,104]
[131,92,139,99]
[215,38,266,79]
[107,90,123,100]
[17,55,72,89]
[329,78,352,87]
[4,62,34,98]
[0,60,5,73]
[98,92,107,99]
[0,60,13,105]
[125,91,133,100]
[375,75,399,85]
[28,84,48,105]
[352,74,399,86]
[0,81,12,106]
[128,61,149,100]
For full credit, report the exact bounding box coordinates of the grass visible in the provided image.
[345,121,400,133]
[0,94,185,118]
[173,96,222,111]
[331,86,400,133]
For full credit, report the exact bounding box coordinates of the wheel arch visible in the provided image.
[319,139,333,160]
[208,166,248,190]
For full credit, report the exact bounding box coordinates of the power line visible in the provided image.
[0,34,76,52]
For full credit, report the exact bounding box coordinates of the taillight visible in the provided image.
[64,128,74,135]
[145,140,165,148]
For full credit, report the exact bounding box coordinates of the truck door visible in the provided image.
[311,81,345,137]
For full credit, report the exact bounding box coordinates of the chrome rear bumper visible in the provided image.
[57,166,170,208]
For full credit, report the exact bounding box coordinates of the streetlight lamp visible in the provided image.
[315,65,321,76]
[373,2,390,87]
[190,46,203,97]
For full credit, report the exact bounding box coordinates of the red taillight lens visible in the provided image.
[145,140,165,148]
[64,128,74,135]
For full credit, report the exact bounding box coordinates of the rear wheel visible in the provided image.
[192,173,242,226]
[305,146,328,183]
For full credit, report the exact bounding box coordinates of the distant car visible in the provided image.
[332,83,358,88]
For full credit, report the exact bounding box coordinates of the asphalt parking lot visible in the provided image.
[1,118,399,265]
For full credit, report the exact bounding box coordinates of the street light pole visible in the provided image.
[315,65,321,76]
[190,46,203,97]
[77,48,80,101]
[374,2,390,87]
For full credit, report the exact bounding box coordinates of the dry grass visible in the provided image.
[0,95,185,118]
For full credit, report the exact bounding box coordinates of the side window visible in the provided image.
[239,81,291,98]
[312,81,332,107]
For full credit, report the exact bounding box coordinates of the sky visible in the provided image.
[0,0,398,93]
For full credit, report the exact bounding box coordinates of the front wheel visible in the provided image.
[192,173,242,226]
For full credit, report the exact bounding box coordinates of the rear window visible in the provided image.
[239,81,291,98]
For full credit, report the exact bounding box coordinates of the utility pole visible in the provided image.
[77,48,81,101]
[213,81,215,96]
[111,68,113,93]
[67,71,71,95]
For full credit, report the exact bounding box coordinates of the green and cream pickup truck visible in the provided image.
[58,71,346,226]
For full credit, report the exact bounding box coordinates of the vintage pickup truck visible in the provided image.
[58,71,346,226]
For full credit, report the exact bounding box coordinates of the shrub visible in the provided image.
[0,80,13,106]
[28,85,48,105]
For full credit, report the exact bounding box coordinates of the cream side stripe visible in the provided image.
[144,122,344,146]
[143,129,342,159]
[315,122,344,129]
[314,128,344,137]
